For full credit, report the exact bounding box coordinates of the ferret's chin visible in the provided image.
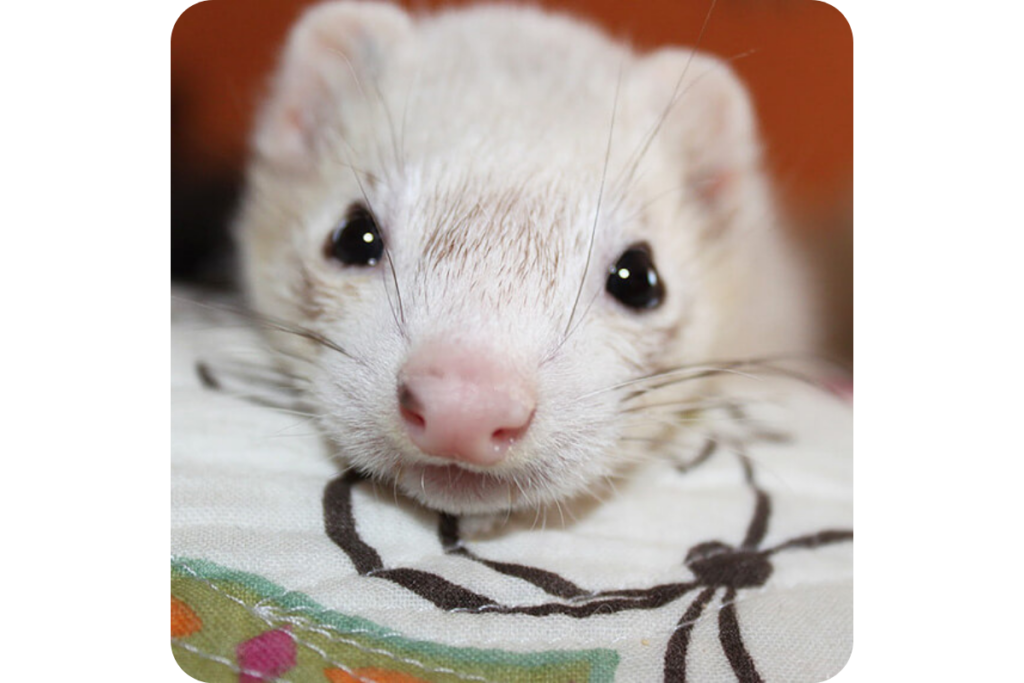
[396,463,527,515]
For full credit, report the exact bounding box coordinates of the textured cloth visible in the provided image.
[171,294,852,682]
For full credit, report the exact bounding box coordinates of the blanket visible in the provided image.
[171,292,852,682]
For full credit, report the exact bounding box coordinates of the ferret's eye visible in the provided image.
[606,244,664,310]
[324,204,384,266]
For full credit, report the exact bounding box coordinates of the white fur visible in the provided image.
[235,2,814,517]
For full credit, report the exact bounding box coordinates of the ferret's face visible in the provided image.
[237,3,804,515]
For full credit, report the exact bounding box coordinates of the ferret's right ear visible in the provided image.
[253,1,412,171]
[631,49,761,217]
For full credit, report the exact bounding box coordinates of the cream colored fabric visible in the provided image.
[172,292,852,682]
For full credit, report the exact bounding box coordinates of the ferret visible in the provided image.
[235,1,814,520]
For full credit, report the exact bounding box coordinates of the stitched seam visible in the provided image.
[172,639,294,683]
[176,561,377,683]
[259,605,492,683]
[176,560,496,683]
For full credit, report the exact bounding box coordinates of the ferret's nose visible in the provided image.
[397,343,535,466]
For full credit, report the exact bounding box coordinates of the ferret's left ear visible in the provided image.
[633,49,762,211]
[253,1,413,171]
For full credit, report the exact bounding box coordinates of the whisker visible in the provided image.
[609,0,719,200]
[503,485,513,526]
[206,358,311,390]
[337,143,408,337]
[618,411,757,432]
[203,388,312,416]
[564,62,623,338]
[372,77,404,175]
[327,46,402,176]
[173,295,358,362]
[393,464,403,507]
[248,341,320,370]
[601,475,621,500]
[584,354,843,407]
[262,414,326,439]
[309,72,408,338]
[576,362,763,403]
[546,287,603,364]
[619,397,748,414]
[399,65,422,173]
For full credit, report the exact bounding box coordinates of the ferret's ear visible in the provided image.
[253,1,412,170]
[633,49,761,211]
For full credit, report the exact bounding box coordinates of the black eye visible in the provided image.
[606,244,665,310]
[324,203,384,266]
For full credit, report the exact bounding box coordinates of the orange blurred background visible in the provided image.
[172,0,851,206]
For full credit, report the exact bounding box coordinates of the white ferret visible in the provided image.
[235,1,814,519]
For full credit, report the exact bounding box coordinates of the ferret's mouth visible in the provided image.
[397,463,523,513]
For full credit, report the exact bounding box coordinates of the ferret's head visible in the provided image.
[237,2,811,515]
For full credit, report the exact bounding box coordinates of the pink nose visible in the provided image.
[398,343,535,466]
